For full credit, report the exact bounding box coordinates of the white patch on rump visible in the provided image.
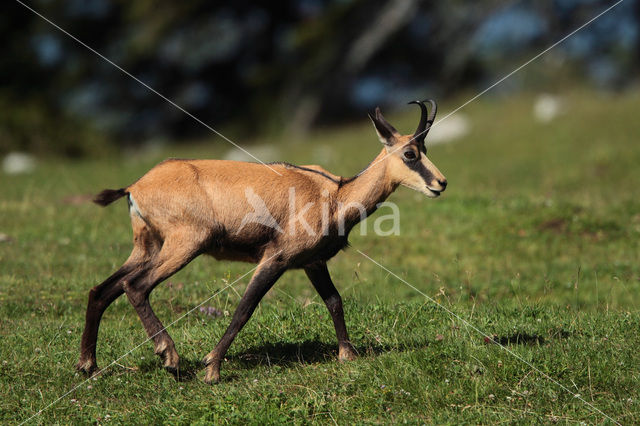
[128,193,144,219]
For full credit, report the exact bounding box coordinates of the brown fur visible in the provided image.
[77,108,447,383]
[93,188,126,206]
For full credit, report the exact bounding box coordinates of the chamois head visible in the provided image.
[369,99,447,198]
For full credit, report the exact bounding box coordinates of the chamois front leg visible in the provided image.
[203,258,285,384]
[304,262,357,361]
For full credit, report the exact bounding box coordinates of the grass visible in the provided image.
[1,89,640,423]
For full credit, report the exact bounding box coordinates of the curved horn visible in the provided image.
[408,99,437,142]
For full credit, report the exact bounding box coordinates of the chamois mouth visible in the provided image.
[426,186,442,197]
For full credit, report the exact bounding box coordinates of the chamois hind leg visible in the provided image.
[304,262,357,361]
[122,229,203,375]
[76,243,151,375]
[203,257,286,384]
[76,265,132,374]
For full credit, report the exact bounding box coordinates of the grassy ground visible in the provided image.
[1,89,639,423]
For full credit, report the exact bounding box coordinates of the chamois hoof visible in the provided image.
[161,353,180,374]
[164,365,180,378]
[203,365,221,385]
[153,340,180,376]
[202,354,221,384]
[76,359,98,375]
[338,344,357,361]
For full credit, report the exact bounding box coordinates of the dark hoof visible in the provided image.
[165,365,179,377]
[76,359,98,375]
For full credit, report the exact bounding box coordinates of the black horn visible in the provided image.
[409,99,437,142]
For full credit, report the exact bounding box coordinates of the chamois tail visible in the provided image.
[93,188,127,207]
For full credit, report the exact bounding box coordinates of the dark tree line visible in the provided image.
[1,0,638,155]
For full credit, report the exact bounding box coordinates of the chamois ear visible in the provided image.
[368,107,398,146]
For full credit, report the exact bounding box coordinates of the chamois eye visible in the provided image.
[403,150,417,161]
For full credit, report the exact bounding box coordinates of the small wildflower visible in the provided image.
[380,384,386,389]
[199,306,223,317]
[87,385,93,390]
[67,330,72,334]
[488,394,495,399]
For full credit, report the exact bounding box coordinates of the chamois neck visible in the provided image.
[337,148,396,221]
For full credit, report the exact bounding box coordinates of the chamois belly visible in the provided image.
[203,225,275,264]
[287,234,350,268]
[203,229,349,267]
[206,247,264,263]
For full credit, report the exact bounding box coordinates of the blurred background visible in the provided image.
[1,0,639,160]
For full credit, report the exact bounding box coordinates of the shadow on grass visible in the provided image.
[89,330,570,382]
[231,339,428,370]
[131,358,203,382]
[127,339,430,382]
[492,333,546,346]
[491,329,574,346]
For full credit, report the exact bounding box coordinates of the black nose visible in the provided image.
[438,179,447,190]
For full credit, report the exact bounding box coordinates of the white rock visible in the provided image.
[427,114,470,145]
[3,152,36,175]
[533,94,564,123]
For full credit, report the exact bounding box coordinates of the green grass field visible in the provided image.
[1,90,639,423]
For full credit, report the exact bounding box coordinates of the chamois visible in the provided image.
[77,100,447,383]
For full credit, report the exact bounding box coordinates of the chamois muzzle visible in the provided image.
[408,99,437,145]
